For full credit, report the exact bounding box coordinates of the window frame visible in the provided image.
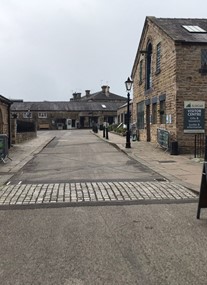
[156,42,161,74]
[137,101,145,129]
[139,59,143,84]
[38,112,48,118]
[23,112,32,119]
[159,100,166,124]
[152,103,157,124]
[199,49,207,74]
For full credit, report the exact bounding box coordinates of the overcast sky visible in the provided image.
[0,0,207,101]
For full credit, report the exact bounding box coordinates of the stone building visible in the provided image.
[117,100,133,125]
[0,95,12,146]
[131,17,207,153]
[11,86,127,130]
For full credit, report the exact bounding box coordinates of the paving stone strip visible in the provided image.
[0,181,198,206]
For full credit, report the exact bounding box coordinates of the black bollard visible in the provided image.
[103,126,105,138]
[106,127,109,140]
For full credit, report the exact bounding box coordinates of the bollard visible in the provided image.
[106,127,109,140]
[103,126,105,138]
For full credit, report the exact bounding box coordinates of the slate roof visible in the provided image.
[149,17,207,43]
[11,101,125,112]
[81,90,127,102]
[0,95,12,105]
[132,17,207,78]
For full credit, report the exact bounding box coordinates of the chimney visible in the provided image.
[101,85,107,94]
[76,93,81,99]
[102,85,110,96]
[85,90,90,97]
[73,92,81,101]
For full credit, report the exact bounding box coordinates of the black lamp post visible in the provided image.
[125,77,133,148]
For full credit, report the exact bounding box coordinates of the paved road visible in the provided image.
[0,130,198,207]
[0,130,205,285]
[8,130,164,184]
[0,203,207,285]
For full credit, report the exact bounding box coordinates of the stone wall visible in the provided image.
[175,44,207,153]
[133,18,177,144]
[11,119,37,144]
[132,17,207,153]
[0,103,10,135]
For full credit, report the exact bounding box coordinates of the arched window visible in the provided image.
[146,42,152,90]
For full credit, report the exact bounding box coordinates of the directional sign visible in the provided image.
[184,101,205,133]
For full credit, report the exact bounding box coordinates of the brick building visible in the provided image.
[131,17,207,153]
[11,86,127,130]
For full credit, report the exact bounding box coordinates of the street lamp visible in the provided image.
[125,77,133,148]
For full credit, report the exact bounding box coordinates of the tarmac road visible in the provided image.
[0,130,206,285]
[0,203,207,285]
[9,130,165,184]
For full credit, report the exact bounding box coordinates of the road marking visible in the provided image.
[0,181,198,206]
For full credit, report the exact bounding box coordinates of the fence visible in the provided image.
[17,120,36,133]
[194,133,205,158]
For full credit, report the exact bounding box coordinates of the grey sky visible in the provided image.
[0,0,206,101]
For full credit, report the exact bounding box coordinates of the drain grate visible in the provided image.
[154,178,167,182]
[158,160,176,164]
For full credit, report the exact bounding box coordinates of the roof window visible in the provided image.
[182,25,206,33]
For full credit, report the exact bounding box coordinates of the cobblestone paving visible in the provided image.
[0,181,198,206]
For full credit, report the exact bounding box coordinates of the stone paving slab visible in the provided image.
[0,181,198,206]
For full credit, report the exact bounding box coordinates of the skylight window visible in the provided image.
[182,25,206,33]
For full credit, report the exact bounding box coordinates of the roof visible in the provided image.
[131,16,207,78]
[0,95,12,105]
[149,17,207,43]
[11,101,126,112]
[80,90,127,102]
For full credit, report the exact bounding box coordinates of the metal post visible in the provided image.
[103,126,105,138]
[205,136,207,161]
[125,92,131,148]
[106,127,108,140]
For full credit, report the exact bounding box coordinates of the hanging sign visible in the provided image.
[184,101,205,133]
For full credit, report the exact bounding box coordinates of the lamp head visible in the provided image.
[125,77,133,91]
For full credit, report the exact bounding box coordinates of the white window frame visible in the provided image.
[38,112,47,118]
[23,112,32,119]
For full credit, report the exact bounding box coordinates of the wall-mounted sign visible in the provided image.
[184,101,205,133]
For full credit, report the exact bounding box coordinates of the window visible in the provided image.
[38,112,47,118]
[152,103,157,124]
[201,49,207,69]
[146,42,152,90]
[121,113,124,123]
[182,25,206,33]
[159,100,166,124]
[139,60,143,83]
[23,111,32,119]
[137,101,144,129]
[156,42,161,73]
[11,112,19,119]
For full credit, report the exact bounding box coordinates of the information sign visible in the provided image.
[184,101,205,133]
